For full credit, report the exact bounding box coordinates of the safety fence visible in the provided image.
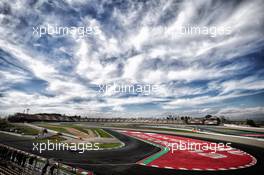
[0,144,94,175]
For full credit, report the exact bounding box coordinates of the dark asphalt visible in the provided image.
[193,125,264,139]
[0,129,263,175]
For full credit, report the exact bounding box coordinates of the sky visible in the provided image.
[0,0,264,119]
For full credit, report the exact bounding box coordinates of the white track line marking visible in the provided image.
[206,169,215,171]
[192,168,202,171]
[164,166,173,169]
[238,166,245,168]
[228,167,237,170]
[178,168,188,170]
[218,168,227,170]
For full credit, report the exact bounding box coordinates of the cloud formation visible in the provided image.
[0,0,263,119]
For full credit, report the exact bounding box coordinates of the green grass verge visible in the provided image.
[35,134,66,143]
[36,124,71,134]
[12,124,40,135]
[92,128,112,138]
[61,124,90,134]
[98,142,122,148]
[0,120,39,135]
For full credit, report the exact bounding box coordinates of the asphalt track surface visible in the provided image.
[192,126,264,139]
[0,129,264,175]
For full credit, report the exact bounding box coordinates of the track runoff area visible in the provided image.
[117,130,257,171]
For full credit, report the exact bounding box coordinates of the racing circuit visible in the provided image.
[0,123,264,175]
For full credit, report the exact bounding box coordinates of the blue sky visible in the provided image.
[0,0,264,119]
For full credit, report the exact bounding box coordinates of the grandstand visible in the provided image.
[8,113,81,123]
[7,113,221,125]
[0,144,59,175]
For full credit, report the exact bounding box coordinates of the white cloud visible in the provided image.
[216,106,264,120]
[112,105,125,112]
[0,0,263,118]
[220,75,264,94]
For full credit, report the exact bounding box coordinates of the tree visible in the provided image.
[220,116,227,123]
[216,117,221,125]
[184,116,188,124]
[205,115,212,119]
[246,119,258,127]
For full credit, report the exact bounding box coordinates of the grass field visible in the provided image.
[35,134,66,143]
[35,123,114,139]
[63,124,90,134]
[12,124,40,135]
[34,123,122,149]
[91,128,112,138]
[0,120,39,135]
[36,123,72,134]
[98,142,122,148]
